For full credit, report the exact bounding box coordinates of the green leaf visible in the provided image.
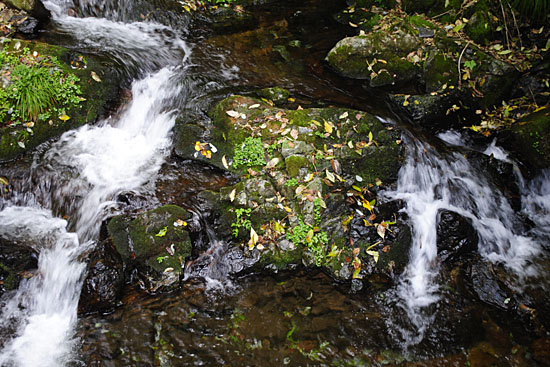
[155,226,168,237]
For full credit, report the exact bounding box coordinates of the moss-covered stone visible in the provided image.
[505,107,550,169]
[256,87,290,106]
[284,155,310,178]
[326,31,421,83]
[0,39,120,163]
[107,205,193,291]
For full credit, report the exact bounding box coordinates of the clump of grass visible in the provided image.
[0,46,82,128]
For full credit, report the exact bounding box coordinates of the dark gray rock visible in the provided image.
[436,210,478,263]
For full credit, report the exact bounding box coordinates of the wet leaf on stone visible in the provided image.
[226,110,240,118]
[325,169,335,183]
[91,71,102,82]
[366,250,379,263]
[222,155,229,169]
[229,188,236,202]
[155,226,168,237]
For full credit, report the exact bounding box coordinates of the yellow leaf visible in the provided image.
[90,71,101,82]
[366,250,379,263]
[324,120,333,134]
[326,169,335,183]
[304,173,314,183]
[58,114,70,121]
[222,155,229,169]
[368,131,373,143]
[248,227,259,250]
[195,141,202,151]
[229,188,236,202]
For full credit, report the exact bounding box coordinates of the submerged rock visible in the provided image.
[107,205,193,292]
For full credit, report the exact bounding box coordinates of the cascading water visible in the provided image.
[385,131,546,347]
[0,0,189,365]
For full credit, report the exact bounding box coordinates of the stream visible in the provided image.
[1,0,550,366]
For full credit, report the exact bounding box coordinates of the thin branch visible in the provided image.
[458,42,470,88]
[508,1,523,49]
[499,0,511,49]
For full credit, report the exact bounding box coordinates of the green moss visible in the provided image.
[424,52,458,92]
[107,205,192,274]
[0,262,17,290]
[464,10,495,45]
[256,87,290,105]
[509,108,550,168]
[285,155,310,177]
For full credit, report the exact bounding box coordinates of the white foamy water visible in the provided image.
[0,207,88,367]
[0,0,189,363]
[385,134,543,345]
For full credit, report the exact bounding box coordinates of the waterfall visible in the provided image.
[385,132,544,346]
[0,0,188,365]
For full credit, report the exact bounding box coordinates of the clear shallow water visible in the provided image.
[0,0,549,366]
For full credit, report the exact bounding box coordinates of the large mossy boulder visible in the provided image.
[106,205,193,292]
[327,12,519,125]
[500,106,550,169]
[0,39,121,163]
[326,31,420,86]
[177,93,407,283]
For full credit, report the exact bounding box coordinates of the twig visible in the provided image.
[499,0,511,49]
[508,1,522,49]
[458,42,470,88]
[432,10,452,19]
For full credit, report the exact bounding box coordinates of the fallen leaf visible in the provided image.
[59,114,70,121]
[91,71,101,82]
[229,188,236,202]
[366,250,379,263]
[339,111,348,119]
[249,103,260,109]
[326,169,335,183]
[222,155,229,169]
[226,110,240,118]
[376,223,386,239]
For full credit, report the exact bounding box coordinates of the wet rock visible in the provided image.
[500,107,550,170]
[465,151,521,210]
[532,337,550,366]
[107,205,193,292]
[10,14,38,34]
[199,5,258,34]
[0,237,38,296]
[3,0,50,22]
[468,262,512,310]
[326,32,420,86]
[436,210,478,263]
[255,87,290,106]
[79,240,124,314]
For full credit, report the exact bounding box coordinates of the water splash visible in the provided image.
[0,207,88,367]
[384,133,542,346]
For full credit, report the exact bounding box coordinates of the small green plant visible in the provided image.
[231,208,252,237]
[287,218,329,267]
[285,178,298,187]
[313,197,323,225]
[233,137,266,169]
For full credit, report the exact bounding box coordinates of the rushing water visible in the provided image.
[1,0,550,365]
[0,0,189,364]
[384,131,547,347]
